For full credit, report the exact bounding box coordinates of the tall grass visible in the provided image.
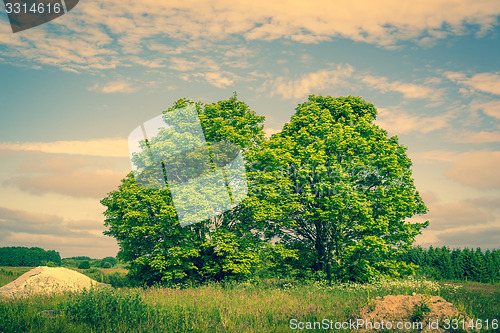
[0,267,33,287]
[80,268,139,288]
[1,275,498,332]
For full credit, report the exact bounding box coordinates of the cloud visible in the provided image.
[415,195,500,249]
[425,200,494,231]
[169,57,201,71]
[3,0,497,73]
[467,196,500,212]
[375,108,451,134]
[470,100,500,119]
[2,153,128,199]
[409,150,500,189]
[265,64,354,99]
[435,226,500,250]
[200,71,237,88]
[445,71,500,95]
[419,191,440,205]
[0,206,118,257]
[0,206,104,236]
[445,151,500,189]
[181,71,240,88]
[362,75,441,100]
[89,79,138,93]
[17,156,89,173]
[409,150,458,163]
[449,130,500,143]
[242,0,500,46]
[5,169,127,199]
[0,138,129,157]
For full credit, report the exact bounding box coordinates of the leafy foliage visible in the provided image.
[411,299,431,322]
[246,95,428,282]
[101,93,266,284]
[77,261,90,269]
[100,257,117,268]
[399,246,500,283]
[0,247,61,267]
[102,94,429,284]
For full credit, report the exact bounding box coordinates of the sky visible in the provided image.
[0,0,499,258]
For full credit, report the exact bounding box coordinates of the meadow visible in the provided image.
[0,267,499,332]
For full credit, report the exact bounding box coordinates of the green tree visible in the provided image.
[247,95,428,282]
[471,248,488,283]
[78,260,91,269]
[101,94,266,284]
[451,248,464,279]
[100,257,117,268]
[459,248,473,281]
[437,246,453,280]
[0,247,61,267]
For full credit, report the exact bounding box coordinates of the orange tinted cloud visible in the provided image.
[362,75,441,100]
[445,151,500,189]
[445,71,500,95]
[375,108,451,134]
[4,0,498,71]
[6,169,127,199]
[265,65,354,99]
[0,138,129,157]
[410,150,500,189]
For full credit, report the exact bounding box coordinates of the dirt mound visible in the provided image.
[0,266,108,298]
[355,293,471,332]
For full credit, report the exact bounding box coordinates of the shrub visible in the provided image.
[100,257,117,267]
[78,261,90,269]
[60,288,149,329]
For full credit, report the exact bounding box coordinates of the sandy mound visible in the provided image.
[355,293,471,332]
[0,266,108,298]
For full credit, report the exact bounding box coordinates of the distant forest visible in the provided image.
[399,246,500,283]
[0,247,61,267]
[1,245,499,283]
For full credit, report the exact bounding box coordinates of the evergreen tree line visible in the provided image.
[0,247,62,267]
[399,246,500,283]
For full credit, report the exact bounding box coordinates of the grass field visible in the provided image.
[0,267,33,288]
[0,267,499,332]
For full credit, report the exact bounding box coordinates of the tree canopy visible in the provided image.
[0,247,61,267]
[101,94,266,284]
[101,94,429,284]
[247,95,428,281]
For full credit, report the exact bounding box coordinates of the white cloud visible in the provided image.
[6,169,127,199]
[265,64,354,99]
[202,72,235,88]
[449,130,500,143]
[409,150,458,163]
[445,151,500,189]
[2,0,499,72]
[375,107,451,134]
[89,79,138,93]
[412,149,500,189]
[362,75,441,100]
[169,57,200,71]
[130,56,166,68]
[0,138,129,157]
[425,200,493,230]
[445,71,500,95]
[183,71,240,88]
[0,206,118,257]
[470,100,500,119]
